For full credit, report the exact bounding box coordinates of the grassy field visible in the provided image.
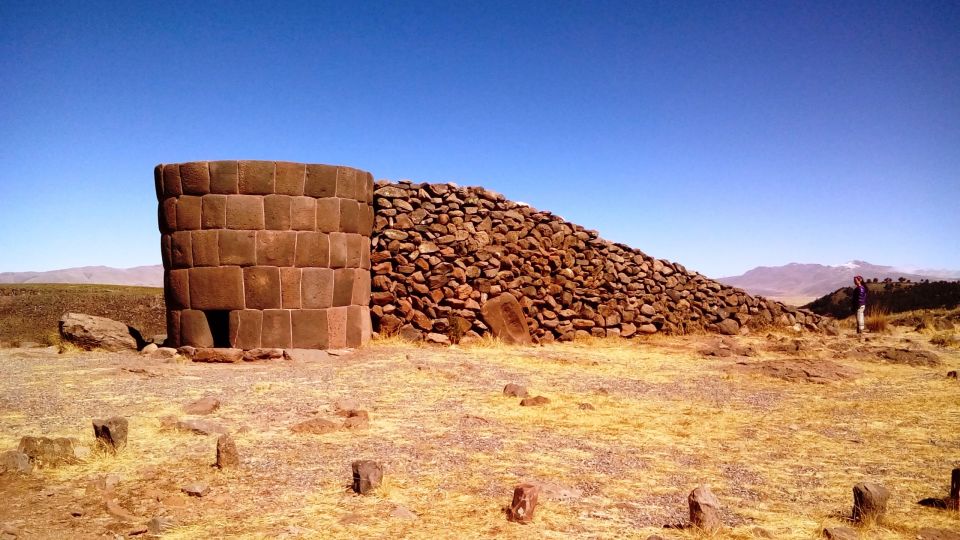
[1,328,958,539]
[0,284,165,346]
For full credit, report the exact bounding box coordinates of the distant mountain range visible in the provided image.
[0,265,163,287]
[717,261,960,301]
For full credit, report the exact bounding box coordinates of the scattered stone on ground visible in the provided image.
[182,482,210,497]
[502,383,529,398]
[0,450,32,474]
[716,318,740,336]
[726,358,861,383]
[342,410,370,429]
[105,498,137,521]
[948,370,958,379]
[147,517,174,535]
[242,348,285,361]
[58,312,141,352]
[919,497,948,509]
[332,397,361,414]
[688,485,722,532]
[351,460,382,495]
[425,332,450,345]
[17,436,82,468]
[520,396,550,407]
[852,482,890,522]
[822,527,857,540]
[215,433,239,469]
[140,343,158,354]
[918,528,960,540]
[191,348,244,363]
[183,396,221,415]
[390,505,417,520]
[282,349,330,362]
[291,418,338,434]
[480,293,533,345]
[507,483,540,523]
[175,419,228,435]
[864,346,941,366]
[92,416,128,452]
[577,402,595,410]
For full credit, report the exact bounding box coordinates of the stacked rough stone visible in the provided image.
[156,160,373,349]
[369,180,831,342]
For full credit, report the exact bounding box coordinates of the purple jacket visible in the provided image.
[856,285,867,307]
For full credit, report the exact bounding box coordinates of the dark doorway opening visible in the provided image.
[205,310,231,348]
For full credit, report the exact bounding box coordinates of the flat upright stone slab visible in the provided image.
[689,485,722,532]
[352,460,383,495]
[215,434,239,469]
[480,293,532,345]
[853,482,890,522]
[507,483,540,523]
[92,416,128,452]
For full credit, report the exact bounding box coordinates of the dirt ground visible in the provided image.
[1,328,958,539]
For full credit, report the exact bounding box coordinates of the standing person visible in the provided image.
[853,275,868,334]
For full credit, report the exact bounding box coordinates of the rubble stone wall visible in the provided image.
[369,180,831,342]
[156,160,373,349]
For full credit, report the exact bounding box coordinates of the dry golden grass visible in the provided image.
[866,306,891,334]
[1,330,958,539]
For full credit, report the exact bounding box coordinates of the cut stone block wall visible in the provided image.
[156,160,373,349]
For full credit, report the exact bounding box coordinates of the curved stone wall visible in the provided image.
[155,160,373,349]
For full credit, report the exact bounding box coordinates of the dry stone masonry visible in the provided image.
[155,160,374,350]
[369,180,831,342]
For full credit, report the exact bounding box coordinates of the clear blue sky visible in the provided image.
[1,0,958,277]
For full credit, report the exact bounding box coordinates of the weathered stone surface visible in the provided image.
[176,419,228,435]
[507,483,540,523]
[192,348,244,363]
[503,383,529,398]
[852,482,890,522]
[689,485,722,532]
[243,347,285,361]
[352,460,383,494]
[823,527,857,540]
[918,528,960,540]
[92,416,128,452]
[480,293,532,345]
[291,418,338,434]
[950,468,960,511]
[182,482,210,497]
[726,359,860,383]
[0,450,32,474]
[717,319,740,336]
[520,396,550,406]
[18,436,82,467]
[215,434,240,469]
[183,396,220,415]
[59,313,139,352]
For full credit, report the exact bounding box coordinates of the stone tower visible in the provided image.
[155,160,373,349]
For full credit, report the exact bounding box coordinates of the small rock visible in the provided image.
[502,383,529,398]
[0,450,32,474]
[191,348,243,363]
[215,434,239,469]
[140,343,158,354]
[175,419,228,435]
[390,505,417,520]
[822,527,858,540]
[18,436,82,468]
[577,402,595,410]
[182,482,210,497]
[183,396,221,415]
[716,319,740,336]
[147,517,174,535]
[291,418,338,434]
[149,347,178,359]
[425,332,451,345]
[507,483,540,523]
[688,485,722,532]
[852,482,890,522]
[352,460,383,495]
[948,370,958,379]
[918,497,948,509]
[918,528,960,540]
[105,498,137,521]
[342,411,370,430]
[127,525,149,536]
[332,397,361,413]
[92,416,128,452]
[242,347,284,361]
[283,349,331,362]
[520,396,550,406]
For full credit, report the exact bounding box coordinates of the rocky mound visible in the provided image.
[369,181,833,342]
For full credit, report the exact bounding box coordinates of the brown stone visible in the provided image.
[215,433,240,469]
[160,198,177,232]
[823,527,857,540]
[191,230,220,266]
[503,383,529,398]
[176,195,202,230]
[256,230,296,266]
[689,485,722,531]
[238,160,275,194]
[346,234,364,268]
[291,310,328,349]
[852,483,889,523]
[263,194,292,230]
[520,396,550,406]
[315,198,340,232]
[92,417,128,452]
[189,267,244,310]
[209,161,239,194]
[950,468,959,511]
[179,162,210,195]
[290,196,316,231]
[226,195,265,230]
[717,318,740,336]
[339,199,360,233]
[507,483,540,523]
[918,529,960,540]
[480,293,532,345]
[18,436,81,468]
[231,310,263,350]
[219,230,256,266]
[183,396,220,415]
[333,268,357,307]
[275,161,305,195]
[180,310,213,347]
[358,203,374,236]
[327,306,349,349]
[280,267,302,308]
[336,167,358,199]
[302,268,334,309]
[192,348,244,363]
[171,231,193,268]
[162,164,182,197]
[305,164,337,197]
[58,312,140,351]
[352,269,370,305]
[329,232,348,268]
[346,305,370,348]
[295,232,330,267]
[201,194,227,229]
[351,460,383,494]
[261,310,292,349]
[291,417,337,434]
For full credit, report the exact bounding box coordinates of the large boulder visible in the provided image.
[480,293,532,345]
[59,313,142,352]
